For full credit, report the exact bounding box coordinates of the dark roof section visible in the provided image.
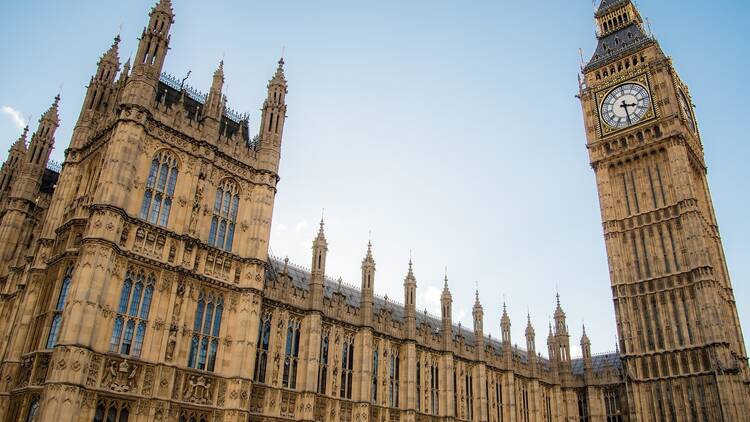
[157,73,251,143]
[571,352,622,375]
[596,0,630,17]
[40,167,60,195]
[583,22,655,72]
[266,257,622,376]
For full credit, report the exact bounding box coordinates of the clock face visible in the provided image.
[678,89,696,133]
[601,83,651,129]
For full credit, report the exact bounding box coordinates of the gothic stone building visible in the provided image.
[0,0,747,421]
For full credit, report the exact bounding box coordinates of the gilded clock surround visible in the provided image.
[595,73,657,137]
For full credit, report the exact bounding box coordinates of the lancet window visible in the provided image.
[254,312,272,383]
[187,292,224,372]
[282,318,301,388]
[389,348,400,407]
[340,335,354,399]
[318,327,330,394]
[208,179,240,251]
[109,270,155,357]
[92,399,130,422]
[140,150,179,227]
[47,267,72,349]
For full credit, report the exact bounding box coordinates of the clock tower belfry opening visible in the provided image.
[579,0,750,421]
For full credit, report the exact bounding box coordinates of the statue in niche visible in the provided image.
[188,162,207,236]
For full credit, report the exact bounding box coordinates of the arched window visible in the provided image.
[47,268,73,349]
[430,361,439,415]
[93,399,130,422]
[109,270,155,357]
[139,151,179,227]
[254,312,272,383]
[25,398,39,422]
[318,328,330,394]
[282,318,301,389]
[208,180,240,252]
[389,348,399,407]
[187,292,224,372]
[371,348,379,403]
[340,335,354,399]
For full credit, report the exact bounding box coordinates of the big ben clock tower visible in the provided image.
[579,1,750,420]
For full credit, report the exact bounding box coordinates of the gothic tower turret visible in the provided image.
[205,60,225,121]
[257,58,287,173]
[403,258,417,338]
[123,0,173,107]
[441,275,452,348]
[473,290,485,359]
[580,0,749,418]
[553,294,570,366]
[0,127,28,196]
[81,35,121,117]
[581,325,592,373]
[525,314,536,364]
[360,240,375,325]
[500,303,511,345]
[0,96,59,274]
[310,217,328,311]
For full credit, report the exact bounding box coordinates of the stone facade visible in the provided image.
[0,1,746,422]
[578,0,750,420]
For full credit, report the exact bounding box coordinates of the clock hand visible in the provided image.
[620,100,633,125]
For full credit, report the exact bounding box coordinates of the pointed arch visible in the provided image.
[208,178,240,252]
[140,150,180,227]
[109,269,155,357]
[47,266,73,349]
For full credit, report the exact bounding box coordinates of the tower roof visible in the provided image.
[404,258,416,284]
[596,0,630,17]
[525,314,535,336]
[501,303,511,326]
[11,126,29,152]
[269,58,287,87]
[99,35,121,67]
[40,95,61,126]
[152,0,173,16]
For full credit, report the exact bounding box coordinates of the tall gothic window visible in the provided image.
[318,328,330,394]
[282,318,301,388]
[496,378,503,422]
[430,362,439,415]
[371,349,379,404]
[139,151,179,227]
[254,312,272,383]
[187,292,224,372]
[466,370,474,421]
[93,399,130,422]
[47,268,72,349]
[25,398,39,422]
[208,180,240,252]
[109,270,155,357]
[453,369,458,417]
[577,389,590,422]
[340,336,354,399]
[389,349,399,407]
[604,389,623,422]
[416,359,421,411]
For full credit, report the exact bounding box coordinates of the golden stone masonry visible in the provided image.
[0,0,747,421]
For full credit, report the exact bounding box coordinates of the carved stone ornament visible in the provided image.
[184,374,213,404]
[103,359,138,392]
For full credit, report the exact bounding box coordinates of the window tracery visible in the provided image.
[109,270,155,357]
[187,291,224,372]
[140,150,179,227]
[47,267,72,349]
[208,179,239,251]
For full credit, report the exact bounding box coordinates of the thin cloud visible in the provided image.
[1,106,26,130]
[276,223,288,232]
[295,219,309,232]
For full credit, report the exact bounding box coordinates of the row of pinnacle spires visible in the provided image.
[307,215,597,354]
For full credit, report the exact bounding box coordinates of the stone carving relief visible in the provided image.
[183,374,213,405]
[103,359,138,392]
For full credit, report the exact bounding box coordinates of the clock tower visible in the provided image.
[579,1,749,420]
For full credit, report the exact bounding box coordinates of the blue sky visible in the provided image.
[1,0,748,357]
